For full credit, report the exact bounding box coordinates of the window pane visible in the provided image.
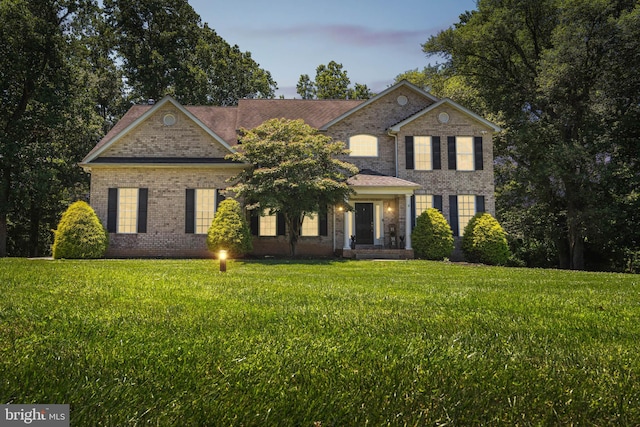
[301,214,318,237]
[349,134,378,157]
[415,194,433,219]
[414,136,432,170]
[118,188,138,234]
[457,136,474,171]
[195,189,216,234]
[458,195,476,235]
[259,212,277,236]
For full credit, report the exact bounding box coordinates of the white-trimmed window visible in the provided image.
[414,136,432,170]
[456,136,474,171]
[349,134,378,157]
[301,214,319,237]
[259,212,277,237]
[415,195,434,219]
[458,195,476,235]
[117,188,138,233]
[195,189,216,234]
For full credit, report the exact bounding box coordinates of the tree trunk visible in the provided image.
[29,202,41,258]
[567,206,585,270]
[0,214,6,257]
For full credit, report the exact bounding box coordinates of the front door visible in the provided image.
[355,203,374,245]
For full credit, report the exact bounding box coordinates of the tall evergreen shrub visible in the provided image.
[462,213,510,265]
[52,201,108,259]
[207,199,253,257]
[411,208,454,260]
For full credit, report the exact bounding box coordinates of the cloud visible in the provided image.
[248,24,431,48]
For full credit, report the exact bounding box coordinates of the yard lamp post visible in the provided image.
[219,250,227,273]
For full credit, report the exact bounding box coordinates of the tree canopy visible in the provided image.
[0,0,278,257]
[296,61,373,100]
[227,119,358,256]
[423,0,640,270]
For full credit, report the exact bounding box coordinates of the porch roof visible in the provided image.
[347,169,420,196]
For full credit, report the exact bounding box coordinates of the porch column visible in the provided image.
[404,194,412,249]
[343,210,352,250]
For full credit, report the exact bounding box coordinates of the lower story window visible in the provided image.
[118,188,138,234]
[259,211,277,236]
[458,195,476,235]
[195,189,216,234]
[415,195,433,219]
[301,214,319,237]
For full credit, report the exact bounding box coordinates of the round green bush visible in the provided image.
[207,198,253,258]
[462,212,510,265]
[411,208,454,260]
[52,201,108,259]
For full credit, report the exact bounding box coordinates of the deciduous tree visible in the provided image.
[227,119,358,256]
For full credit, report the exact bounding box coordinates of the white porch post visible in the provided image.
[343,210,352,250]
[404,194,412,249]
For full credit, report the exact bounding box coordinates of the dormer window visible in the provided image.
[349,134,378,157]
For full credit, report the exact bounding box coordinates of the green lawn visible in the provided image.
[1,259,639,426]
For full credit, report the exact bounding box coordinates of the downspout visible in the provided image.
[388,130,398,177]
[332,206,336,253]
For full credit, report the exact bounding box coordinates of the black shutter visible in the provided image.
[215,189,226,210]
[449,195,459,237]
[277,212,286,236]
[405,136,414,170]
[137,188,148,233]
[474,136,483,170]
[410,195,416,230]
[250,211,259,236]
[185,189,195,234]
[448,136,457,170]
[434,195,443,212]
[107,188,118,233]
[319,210,328,236]
[476,195,485,213]
[432,136,441,170]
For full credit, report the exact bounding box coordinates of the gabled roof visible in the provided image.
[388,98,502,133]
[236,99,364,131]
[319,80,440,131]
[82,96,237,164]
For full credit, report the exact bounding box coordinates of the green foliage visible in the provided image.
[52,201,108,259]
[2,258,640,425]
[206,198,252,257]
[227,118,358,256]
[104,0,276,105]
[296,61,373,100]
[423,0,640,270]
[462,213,510,265]
[411,208,454,260]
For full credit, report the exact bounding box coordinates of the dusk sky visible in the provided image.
[188,0,478,98]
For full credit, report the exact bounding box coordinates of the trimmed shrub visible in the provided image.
[207,198,253,257]
[52,201,108,259]
[411,208,454,260]
[462,212,510,265]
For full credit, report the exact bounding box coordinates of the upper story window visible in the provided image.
[414,136,433,170]
[456,136,474,171]
[349,134,378,157]
[448,136,483,171]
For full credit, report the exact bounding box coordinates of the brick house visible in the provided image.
[80,81,500,258]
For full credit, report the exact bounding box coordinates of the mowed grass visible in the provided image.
[1,259,639,426]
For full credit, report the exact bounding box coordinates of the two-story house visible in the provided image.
[80,80,500,258]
